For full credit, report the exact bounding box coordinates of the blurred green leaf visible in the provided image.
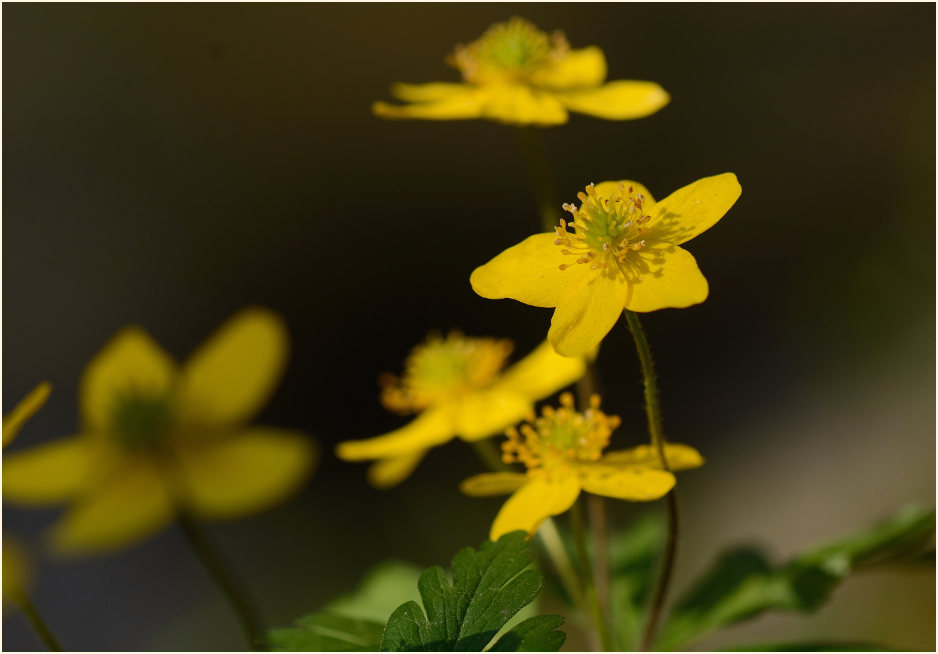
[379,531,566,652]
[327,561,423,622]
[723,642,890,651]
[269,613,384,651]
[607,513,666,650]
[657,505,935,650]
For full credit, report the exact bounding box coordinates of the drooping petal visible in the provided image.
[372,85,487,121]
[622,243,709,313]
[389,82,474,102]
[592,180,655,205]
[460,472,528,497]
[175,308,288,426]
[80,327,176,431]
[548,272,629,357]
[479,85,568,126]
[471,233,588,308]
[577,461,675,501]
[490,472,580,540]
[3,382,51,448]
[335,405,455,461]
[48,463,175,555]
[556,80,669,121]
[176,428,315,520]
[493,341,585,401]
[3,438,96,505]
[602,443,704,472]
[532,46,607,90]
[454,389,531,441]
[2,538,31,602]
[647,173,741,245]
[366,450,428,489]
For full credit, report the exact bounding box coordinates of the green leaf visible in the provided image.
[723,642,890,651]
[657,506,935,650]
[327,561,423,622]
[269,613,385,651]
[379,531,566,652]
[489,615,567,652]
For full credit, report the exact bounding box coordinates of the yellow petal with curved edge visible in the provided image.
[471,233,588,308]
[577,462,675,501]
[3,538,31,603]
[602,443,704,472]
[3,438,95,505]
[177,428,315,520]
[647,173,741,245]
[592,180,655,206]
[336,405,455,461]
[3,382,51,448]
[367,450,428,489]
[479,85,568,126]
[557,80,669,120]
[454,389,531,441]
[49,463,174,555]
[460,472,528,497]
[491,472,581,540]
[80,327,177,431]
[532,47,607,90]
[175,307,288,426]
[390,82,474,102]
[622,243,709,313]
[493,341,585,401]
[548,272,629,357]
[373,86,486,121]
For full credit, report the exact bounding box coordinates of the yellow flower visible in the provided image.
[471,173,742,357]
[2,308,316,555]
[336,331,586,488]
[461,393,703,540]
[373,17,669,126]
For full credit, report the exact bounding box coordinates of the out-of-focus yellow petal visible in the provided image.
[648,173,741,245]
[622,243,709,313]
[491,472,580,540]
[602,443,704,471]
[80,328,176,431]
[48,463,174,555]
[3,382,51,448]
[373,86,486,121]
[2,538,31,603]
[548,273,629,357]
[471,233,586,308]
[493,341,585,401]
[479,85,568,126]
[366,450,428,489]
[336,405,455,461]
[389,82,473,102]
[576,462,675,501]
[3,438,95,505]
[557,80,669,120]
[454,389,531,441]
[592,180,655,205]
[175,308,288,426]
[533,47,607,90]
[177,428,315,520]
[460,472,528,497]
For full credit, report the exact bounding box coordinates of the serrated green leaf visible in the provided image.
[723,642,890,651]
[269,613,385,651]
[489,615,567,652]
[379,531,566,652]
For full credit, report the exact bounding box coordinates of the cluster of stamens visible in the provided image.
[380,331,513,414]
[502,393,620,475]
[554,183,652,275]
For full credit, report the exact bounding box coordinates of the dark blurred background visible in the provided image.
[3,3,934,651]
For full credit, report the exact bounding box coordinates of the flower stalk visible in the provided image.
[570,499,613,651]
[15,594,64,652]
[516,126,561,232]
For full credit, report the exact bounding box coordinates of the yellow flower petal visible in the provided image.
[366,450,428,489]
[3,438,95,505]
[602,443,704,472]
[3,382,51,448]
[479,85,568,126]
[175,307,288,426]
[576,461,675,501]
[648,173,741,245]
[2,537,31,603]
[49,463,174,555]
[492,341,586,401]
[592,180,655,205]
[80,327,176,431]
[471,233,588,308]
[460,472,528,497]
[622,243,709,313]
[454,389,531,441]
[389,82,473,102]
[335,405,455,461]
[557,80,669,120]
[372,86,486,121]
[177,428,315,520]
[490,472,580,540]
[548,272,629,357]
[532,46,607,90]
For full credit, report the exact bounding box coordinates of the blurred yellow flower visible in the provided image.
[3,382,51,448]
[461,393,703,540]
[2,308,315,555]
[2,538,31,604]
[336,332,585,488]
[373,17,669,126]
[471,173,742,357]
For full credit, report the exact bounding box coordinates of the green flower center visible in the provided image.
[111,392,172,450]
[450,17,568,84]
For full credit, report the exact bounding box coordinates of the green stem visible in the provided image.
[16,594,64,651]
[177,513,267,651]
[587,494,611,627]
[570,500,614,652]
[537,516,585,610]
[469,438,510,472]
[516,126,561,231]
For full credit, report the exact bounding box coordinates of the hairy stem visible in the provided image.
[516,126,561,231]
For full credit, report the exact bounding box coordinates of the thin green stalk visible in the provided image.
[15,594,64,651]
[469,438,510,472]
[570,500,614,652]
[587,494,611,623]
[177,512,267,651]
[516,126,561,231]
